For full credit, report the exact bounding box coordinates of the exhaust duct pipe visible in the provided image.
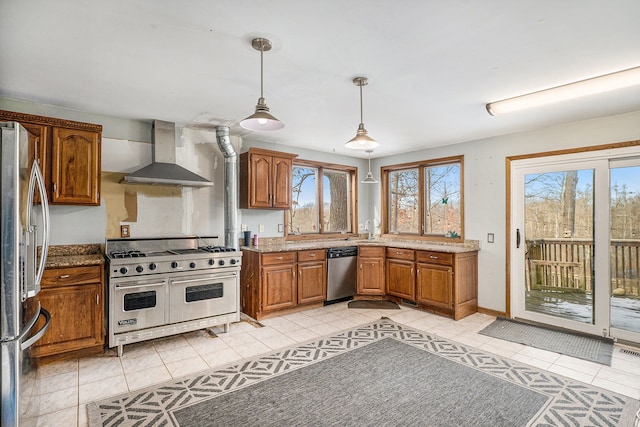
[215,126,238,249]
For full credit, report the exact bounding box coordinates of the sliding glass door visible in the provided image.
[511,148,640,343]
[609,161,640,341]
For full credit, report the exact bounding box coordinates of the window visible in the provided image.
[288,160,356,237]
[383,156,463,239]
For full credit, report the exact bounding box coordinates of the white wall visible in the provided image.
[372,111,640,313]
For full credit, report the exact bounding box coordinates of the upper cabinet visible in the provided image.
[240,147,297,209]
[0,110,102,206]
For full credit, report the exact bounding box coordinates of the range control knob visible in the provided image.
[208,259,215,266]
[149,263,157,271]
[171,261,179,269]
[135,265,144,273]
[119,267,128,275]
[189,262,197,269]
[218,259,225,266]
[230,259,237,265]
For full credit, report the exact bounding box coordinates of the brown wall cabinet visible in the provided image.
[357,246,385,296]
[239,148,297,209]
[0,110,102,206]
[32,265,105,360]
[241,249,326,319]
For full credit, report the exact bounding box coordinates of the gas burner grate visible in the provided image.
[199,246,237,253]
[110,250,147,259]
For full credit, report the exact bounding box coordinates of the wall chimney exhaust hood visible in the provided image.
[123,120,213,187]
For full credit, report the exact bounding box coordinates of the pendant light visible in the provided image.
[240,38,284,131]
[346,77,379,150]
[361,150,378,184]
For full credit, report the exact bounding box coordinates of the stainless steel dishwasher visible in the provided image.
[326,246,358,304]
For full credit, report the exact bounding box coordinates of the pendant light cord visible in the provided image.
[260,45,264,99]
[359,83,364,125]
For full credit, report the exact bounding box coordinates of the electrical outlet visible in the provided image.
[359,223,364,230]
[121,225,130,238]
[259,224,264,233]
[487,233,494,243]
[241,224,247,232]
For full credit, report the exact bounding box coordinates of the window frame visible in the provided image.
[285,158,358,241]
[381,155,464,241]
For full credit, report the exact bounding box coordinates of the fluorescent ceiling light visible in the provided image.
[486,66,640,116]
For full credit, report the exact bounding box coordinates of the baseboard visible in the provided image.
[478,306,506,318]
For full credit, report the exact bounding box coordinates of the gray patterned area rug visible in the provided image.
[479,317,614,365]
[88,319,639,427]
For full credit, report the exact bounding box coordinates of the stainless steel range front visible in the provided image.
[105,236,241,356]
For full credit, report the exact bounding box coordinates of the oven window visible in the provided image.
[123,291,157,311]
[186,283,223,302]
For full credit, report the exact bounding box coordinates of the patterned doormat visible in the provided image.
[479,317,614,365]
[88,319,639,427]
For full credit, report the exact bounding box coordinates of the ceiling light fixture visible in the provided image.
[361,150,378,184]
[346,77,379,150]
[486,66,640,116]
[240,38,284,131]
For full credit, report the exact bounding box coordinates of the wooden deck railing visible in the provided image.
[525,239,640,297]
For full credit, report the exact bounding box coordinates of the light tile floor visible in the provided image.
[25,302,640,427]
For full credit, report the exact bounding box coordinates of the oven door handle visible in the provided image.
[115,282,166,290]
[171,274,237,285]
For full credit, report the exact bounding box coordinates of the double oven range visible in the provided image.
[105,236,241,356]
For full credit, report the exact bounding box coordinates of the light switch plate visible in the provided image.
[487,233,494,243]
[278,224,284,233]
[259,224,264,233]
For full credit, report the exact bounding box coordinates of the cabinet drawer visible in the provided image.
[42,265,102,287]
[262,252,297,266]
[385,247,415,261]
[416,251,453,266]
[297,249,326,262]
[358,246,385,258]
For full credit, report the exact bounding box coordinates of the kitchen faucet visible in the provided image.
[365,219,374,240]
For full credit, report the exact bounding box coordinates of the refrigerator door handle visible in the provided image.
[20,307,51,351]
[25,162,50,298]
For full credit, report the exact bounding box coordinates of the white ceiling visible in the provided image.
[2,0,640,158]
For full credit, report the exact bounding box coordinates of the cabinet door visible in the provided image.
[298,261,326,304]
[262,264,297,311]
[249,153,273,208]
[22,123,49,202]
[31,283,103,357]
[271,156,292,209]
[357,257,385,295]
[386,259,415,300]
[416,263,453,310]
[51,127,100,205]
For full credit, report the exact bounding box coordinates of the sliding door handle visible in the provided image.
[516,228,521,249]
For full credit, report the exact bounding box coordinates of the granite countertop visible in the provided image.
[45,244,105,268]
[242,237,479,254]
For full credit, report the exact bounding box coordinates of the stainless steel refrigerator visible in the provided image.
[1,121,51,426]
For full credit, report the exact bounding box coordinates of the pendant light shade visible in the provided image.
[361,150,378,184]
[240,38,284,131]
[346,77,379,150]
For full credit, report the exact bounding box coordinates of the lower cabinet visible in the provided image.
[32,265,105,360]
[385,248,416,300]
[241,249,326,319]
[297,250,326,304]
[262,262,297,312]
[357,246,385,296]
[415,250,478,320]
